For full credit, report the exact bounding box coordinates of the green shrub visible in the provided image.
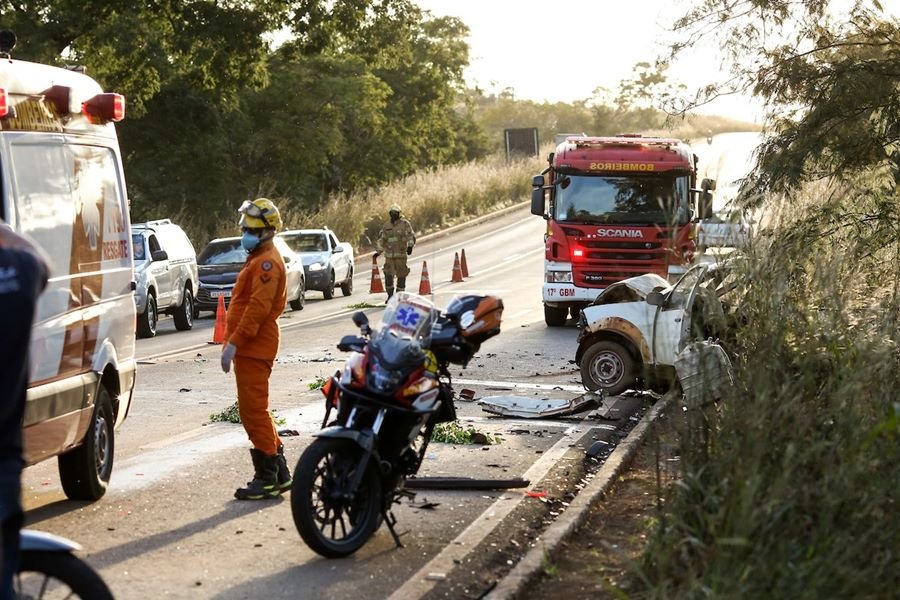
[639,181,900,598]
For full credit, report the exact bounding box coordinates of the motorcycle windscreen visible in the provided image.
[371,292,436,367]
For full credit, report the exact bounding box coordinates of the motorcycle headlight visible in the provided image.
[367,365,403,394]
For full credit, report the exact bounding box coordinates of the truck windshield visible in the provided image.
[553,174,690,225]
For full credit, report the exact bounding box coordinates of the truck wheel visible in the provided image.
[323,271,335,300]
[544,304,568,327]
[340,267,353,297]
[137,294,157,338]
[58,385,115,500]
[580,340,636,396]
[173,287,194,331]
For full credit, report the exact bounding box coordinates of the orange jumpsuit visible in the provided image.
[224,240,287,456]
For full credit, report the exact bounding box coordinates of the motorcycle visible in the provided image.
[290,291,503,558]
[15,529,114,599]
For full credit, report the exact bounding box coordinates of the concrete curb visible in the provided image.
[485,392,674,600]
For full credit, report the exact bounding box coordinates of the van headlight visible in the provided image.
[546,271,573,283]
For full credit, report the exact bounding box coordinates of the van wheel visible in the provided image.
[341,267,353,296]
[173,288,194,331]
[58,385,115,501]
[323,271,335,300]
[137,294,158,338]
[580,340,636,396]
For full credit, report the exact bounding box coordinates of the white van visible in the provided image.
[132,219,199,337]
[1,48,136,499]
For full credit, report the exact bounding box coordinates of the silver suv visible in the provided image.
[132,219,199,337]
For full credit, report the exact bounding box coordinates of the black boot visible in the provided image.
[234,448,280,500]
[275,444,292,493]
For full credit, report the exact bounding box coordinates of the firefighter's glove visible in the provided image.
[406,246,413,256]
[221,343,237,373]
[373,251,382,259]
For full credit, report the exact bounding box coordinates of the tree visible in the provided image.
[669,1,900,201]
[1,1,285,117]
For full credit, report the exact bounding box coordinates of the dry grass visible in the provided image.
[202,151,542,250]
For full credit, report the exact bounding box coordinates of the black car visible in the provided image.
[194,236,306,316]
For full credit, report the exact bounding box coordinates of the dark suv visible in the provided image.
[195,236,306,316]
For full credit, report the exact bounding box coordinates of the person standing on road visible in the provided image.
[0,221,49,598]
[374,204,416,300]
[220,198,292,501]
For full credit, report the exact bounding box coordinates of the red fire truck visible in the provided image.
[531,134,715,326]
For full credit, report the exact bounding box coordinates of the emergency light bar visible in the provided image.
[82,93,125,123]
[0,88,8,118]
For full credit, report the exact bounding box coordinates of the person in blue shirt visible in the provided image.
[0,220,49,599]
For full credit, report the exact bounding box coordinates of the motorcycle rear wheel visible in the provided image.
[291,438,383,558]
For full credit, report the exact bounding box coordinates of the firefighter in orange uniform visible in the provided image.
[220,198,292,500]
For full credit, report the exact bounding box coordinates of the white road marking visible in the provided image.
[388,422,587,600]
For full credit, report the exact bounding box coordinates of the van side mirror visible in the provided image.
[531,187,546,217]
[151,249,168,262]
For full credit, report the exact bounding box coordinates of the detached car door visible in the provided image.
[650,265,706,366]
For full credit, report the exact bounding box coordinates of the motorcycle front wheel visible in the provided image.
[16,551,114,599]
[291,437,383,558]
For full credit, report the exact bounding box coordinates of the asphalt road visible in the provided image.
[21,204,648,599]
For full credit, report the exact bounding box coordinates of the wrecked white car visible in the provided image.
[575,261,742,395]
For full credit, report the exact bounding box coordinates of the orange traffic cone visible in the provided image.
[451,252,464,283]
[369,255,385,293]
[210,295,227,344]
[460,248,470,278]
[418,261,432,295]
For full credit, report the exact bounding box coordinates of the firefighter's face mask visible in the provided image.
[241,227,268,252]
[389,210,400,222]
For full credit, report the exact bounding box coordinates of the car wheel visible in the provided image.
[137,293,158,338]
[173,287,194,331]
[544,304,568,327]
[580,340,636,396]
[340,267,353,297]
[323,271,335,300]
[290,278,306,311]
[58,385,115,500]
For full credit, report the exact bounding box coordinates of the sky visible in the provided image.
[414,0,757,118]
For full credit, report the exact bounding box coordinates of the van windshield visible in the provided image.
[198,240,247,265]
[281,233,327,252]
[554,174,691,225]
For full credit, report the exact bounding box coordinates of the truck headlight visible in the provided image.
[546,271,573,283]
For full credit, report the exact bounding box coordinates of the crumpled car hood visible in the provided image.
[591,273,669,305]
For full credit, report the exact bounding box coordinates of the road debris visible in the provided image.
[478,391,604,418]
